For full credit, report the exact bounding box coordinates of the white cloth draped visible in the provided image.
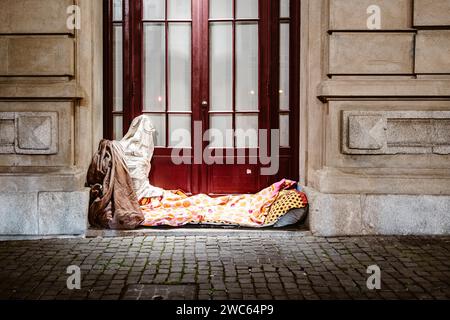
[118,115,164,199]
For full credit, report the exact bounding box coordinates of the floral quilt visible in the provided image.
[139,179,300,228]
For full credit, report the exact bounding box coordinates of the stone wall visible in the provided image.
[0,0,103,236]
[302,0,450,235]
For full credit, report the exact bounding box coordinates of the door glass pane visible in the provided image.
[236,22,258,112]
[280,114,290,147]
[210,22,233,111]
[168,23,191,112]
[209,115,233,148]
[280,0,290,18]
[169,115,191,147]
[113,0,123,21]
[280,23,290,111]
[236,0,258,19]
[148,114,166,147]
[113,115,123,140]
[113,25,123,111]
[143,0,165,20]
[168,0,191,20]
[236,114,258,148]
[144,23,166,111]
[209,0,233,19]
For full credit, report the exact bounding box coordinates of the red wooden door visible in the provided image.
[104,0,300,195]
[199,0,269,195]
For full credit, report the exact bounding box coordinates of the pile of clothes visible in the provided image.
[86,116,308,230]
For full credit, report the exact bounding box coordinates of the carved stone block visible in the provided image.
[15,112,58,154]
[330,0,412,30]
[348,115,387,150]
[0,0,74,34]
[415,30,450,74]
[329,33,415,75]
[38,191,89,235]
[343,111,450,155]
[0,111,58,155]
[0,192,39,235]
[0,37,75,76]
[414,0,450,27]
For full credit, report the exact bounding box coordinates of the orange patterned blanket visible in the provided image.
[139,179,306,228]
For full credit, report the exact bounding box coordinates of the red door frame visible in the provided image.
[271,0,301,185]
[103,0,301,194]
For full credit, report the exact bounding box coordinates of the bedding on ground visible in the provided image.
[87,115,308,230]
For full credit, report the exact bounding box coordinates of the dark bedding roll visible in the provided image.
[86,139,144,230]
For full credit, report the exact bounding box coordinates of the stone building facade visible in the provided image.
[0,0,449,237]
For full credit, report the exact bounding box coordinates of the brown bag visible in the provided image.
[86,139,144,229]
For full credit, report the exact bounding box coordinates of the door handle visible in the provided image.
[201,101,208,121]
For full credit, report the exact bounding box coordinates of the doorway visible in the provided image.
[104,0,300,195]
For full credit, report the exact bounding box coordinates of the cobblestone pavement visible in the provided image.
[0,232,449,300]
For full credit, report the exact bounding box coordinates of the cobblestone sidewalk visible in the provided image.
[0,232,449,300]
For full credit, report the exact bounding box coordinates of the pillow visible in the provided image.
[273,207,308,228]
[265,190,308,226]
